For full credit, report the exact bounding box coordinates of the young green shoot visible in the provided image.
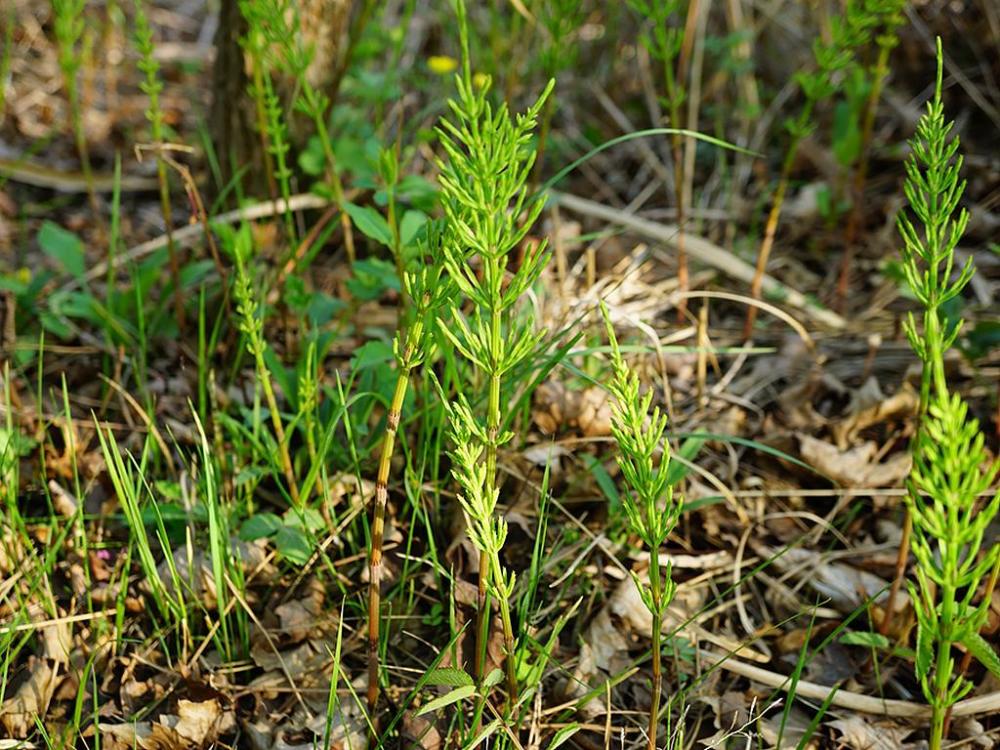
[51,0,98,217]
[896,39,1000,749]
[436,0,554,716]
[743,1,869,338]
[237,0,283,205]
[231,227,301,505]
[627,0,690,317]
[836,0,906,306]
[277,6,356,265]
[600,301,682,750]
[133,0,184,328]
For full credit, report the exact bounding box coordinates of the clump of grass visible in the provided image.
[132,0,184,328]
[436,0,553,714]
[896,39,1000,750]
[600,302,682,750]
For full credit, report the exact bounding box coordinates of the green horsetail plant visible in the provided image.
[836,0,906,305]
[599,302,682,750]
[531,0,588,184]
[436,0,554,713]
[366,224,450,727]
[261,71,296,243]
[231,226,301,505]
[897,40,1000,750]
[51,0,98,217]
[239,0,298,241]
[133,0,184,328]
[627,0,690,317]
[897,40,973,420]
[743,0,871,338]
[237,0,291,221]
[276,5,356,266]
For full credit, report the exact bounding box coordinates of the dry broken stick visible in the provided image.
[552,191,847,331]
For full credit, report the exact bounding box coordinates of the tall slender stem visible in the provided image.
[249,60,278,202]
[836,34,899,308]
[663,39,687,320]
[742,131,801,340]
[252,336,299,506]
[367,367,411,737]
[647,554,663,750]
[154,158,184,329]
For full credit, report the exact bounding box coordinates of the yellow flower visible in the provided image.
[16,267,30,285]
[427,55,458,75]
[473,72,489,89]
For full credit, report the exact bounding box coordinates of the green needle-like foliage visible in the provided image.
[436,0,553,718]
[744,0,872,337]
[897,40,1000,749]
[600,301,681,750]
[896,57,973,411]
[908,391,1000,745]
[230,227,301,506]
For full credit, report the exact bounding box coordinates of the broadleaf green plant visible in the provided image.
[436,0,553,720]
[896,40,1000,750]
[600,301,682,750]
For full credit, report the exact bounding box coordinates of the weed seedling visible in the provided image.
[436,0,553,718]
[600,302,682,750]
[896,40,1000,749]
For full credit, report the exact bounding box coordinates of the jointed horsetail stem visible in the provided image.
[367,310,426,737]
[367,372,407,720]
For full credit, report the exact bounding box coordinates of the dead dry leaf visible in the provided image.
[772,548,908,613]
[0,659,60,738]
[798,435,911,488]
[150,538,271,608]
[100,699,235,750]
[759,705,816,750]
[829,715,917,749]
[831,380,918,450]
